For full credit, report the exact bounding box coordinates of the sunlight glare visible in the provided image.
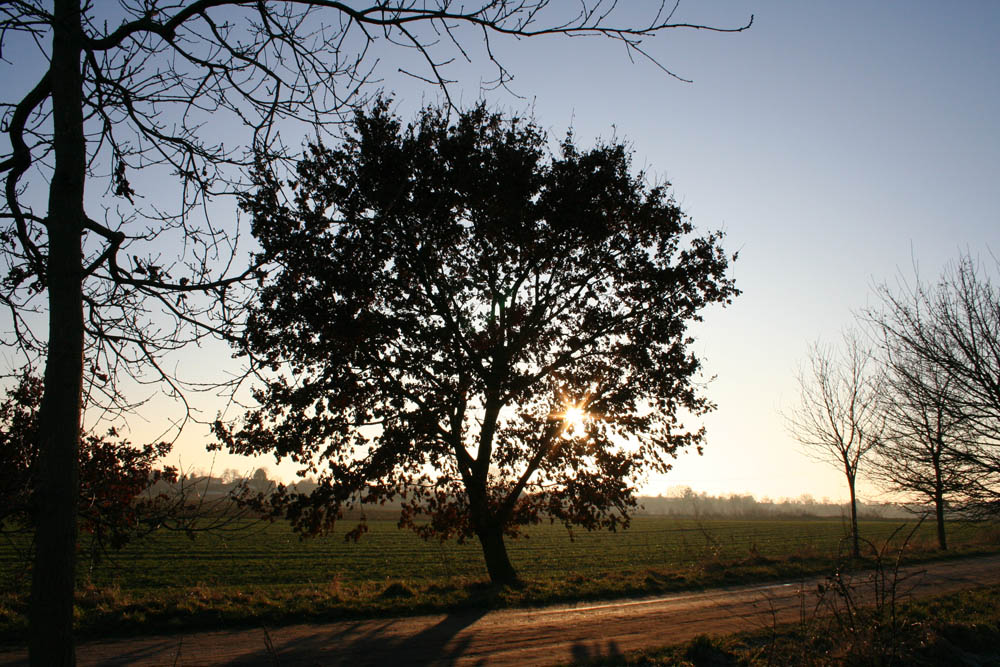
[561,405,588,439]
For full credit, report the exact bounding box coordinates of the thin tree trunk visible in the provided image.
[934,493,947,551]
[848,475,860,559]
[29,0,85,664]
[933,461,947,551]
[476,522,518,586]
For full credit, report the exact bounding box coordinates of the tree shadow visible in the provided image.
[228,607,490,666]
[569,638,623,664]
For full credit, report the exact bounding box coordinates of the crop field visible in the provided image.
[0,516,992,595]
[1,516,997,640]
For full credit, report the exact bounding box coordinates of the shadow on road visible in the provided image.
[570,638,623,664]
[228,607,490,666]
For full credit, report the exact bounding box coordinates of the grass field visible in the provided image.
[1,516,998,641]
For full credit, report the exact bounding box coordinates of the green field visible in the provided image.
[1,516,997,640]
[2,517,995,591]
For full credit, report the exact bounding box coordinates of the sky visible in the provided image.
[3,1,999,504]
[444,0,999,504]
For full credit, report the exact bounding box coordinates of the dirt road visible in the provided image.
[3,554,999,666]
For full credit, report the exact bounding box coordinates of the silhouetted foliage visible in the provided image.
[218,102,738,584]
[0,374,177,551]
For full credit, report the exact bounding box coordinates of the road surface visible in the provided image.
[3,554,999,666]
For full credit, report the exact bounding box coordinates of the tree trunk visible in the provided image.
[30,1,85,664]
[476,522,519,586]
[934,493,947,551]
[847,476,860,559]
[933,462,947,551]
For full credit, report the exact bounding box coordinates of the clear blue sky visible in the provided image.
[4,2,999,502]
[449,0,1000,502]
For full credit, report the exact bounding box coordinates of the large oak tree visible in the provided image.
[220,102,738,584]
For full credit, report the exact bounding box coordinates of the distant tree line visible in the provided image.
[635,489,912,520]
[789,253,1000,554]
[164,467,319,499]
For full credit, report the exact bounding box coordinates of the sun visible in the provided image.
[560,405,588,439]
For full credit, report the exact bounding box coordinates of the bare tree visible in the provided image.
[0,2,750,662]
[869,347,977,550]
[786,333,884,558]
[868,254,1000,519]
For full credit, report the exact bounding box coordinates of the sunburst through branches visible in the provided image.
[554,403,591,440]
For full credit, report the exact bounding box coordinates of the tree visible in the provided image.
[868,340,977,550]
[786,333,884,558]
[0,3,749,661]
[217,102,738,585]
[0,374,178,553]
[868,254,1000,518]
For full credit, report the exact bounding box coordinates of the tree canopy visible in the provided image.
[220,102,738,583]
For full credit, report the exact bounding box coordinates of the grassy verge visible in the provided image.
[1,519,998,643]
[594,583,1000,666]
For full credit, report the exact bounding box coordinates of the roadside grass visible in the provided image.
[590,583,1000,666]
[1,517,998,642]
